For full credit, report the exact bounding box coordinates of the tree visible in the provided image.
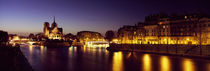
[29,33,35,38]
[105,30,115,43]
[0,30,9,46]
[64,33,76,41]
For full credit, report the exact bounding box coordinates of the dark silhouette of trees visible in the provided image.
[29,33,34,38]
[64,33,76,41]
[0,30,9,47]
[105,30,115,43]
[0,30,9,42]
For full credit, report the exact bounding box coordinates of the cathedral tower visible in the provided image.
[44,22,50,37]
[43,17,63,40]
[51,16,57,29]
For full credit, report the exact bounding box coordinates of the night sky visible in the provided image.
[0,0,209,36]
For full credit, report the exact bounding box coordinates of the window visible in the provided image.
[163,25,166,28]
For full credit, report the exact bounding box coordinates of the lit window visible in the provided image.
[163,26,165,28]
[159,22,163,25]
[185,16,187,19]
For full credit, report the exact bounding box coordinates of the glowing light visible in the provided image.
[13,36,20,40]
[185,16,188,19]
[28,41,35,45]
[105,49,109,56]
[160,56,170,71]
[163,26,166,28]
[28,45,33,63]
[143,54,151,71]
[112,39,119,43]
[49,34,62,40]
[127,52,132,58]
[118,36,201,45]
[208,63,210,71]
[186,38,190,41]
[86,41,109,47]
[74,47,77,53]
[40,46,44,55]
[159,22,163,25]
[29,45,33,54]
[83,46,86,53]
[112,52,123,71]
[68,47,73,57]
[183,59,194,71]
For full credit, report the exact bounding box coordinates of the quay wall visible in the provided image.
[0,45,33,71]
[107,44,210,57]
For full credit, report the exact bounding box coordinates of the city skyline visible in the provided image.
[0,0,210,71]
[0,0,210,36]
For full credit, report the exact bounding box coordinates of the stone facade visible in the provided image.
[43,17,63,40]
[76,31,104,44]
[117,13,210,45]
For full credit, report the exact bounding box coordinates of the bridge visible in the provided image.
[9,38,38,46]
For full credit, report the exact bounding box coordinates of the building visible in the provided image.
[117,12,210,45]
[118,24,146,44]
[76,31,104,44]
[43,17,63,40]
[64,33,76,41]
[167,13,210,45]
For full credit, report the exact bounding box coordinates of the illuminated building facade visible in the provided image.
[117,13,210,45]
[118,25,145,44]
[43,17,63,40]
[77,31,105,45]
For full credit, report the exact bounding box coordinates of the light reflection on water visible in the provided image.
[160,56,170,71]
[28,45,33,64]
[183,59,194,71]
[208,63,210,71]
[29,45,33,54]
[40,46,45,56]
[143,54,151,71]
[113,52,123,71]
[20,45,210,71]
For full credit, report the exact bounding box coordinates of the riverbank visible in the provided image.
[41,40,72,48]
[107,44,210,59]
[0,45,33,71]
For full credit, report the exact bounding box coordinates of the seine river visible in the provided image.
[20,45,210,71]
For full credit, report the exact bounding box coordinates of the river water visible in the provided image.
[20,45,210,71]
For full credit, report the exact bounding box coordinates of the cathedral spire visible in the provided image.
[51,16,57,28]
[53,16,55,23]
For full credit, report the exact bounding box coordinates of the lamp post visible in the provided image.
[157,22,162,52]
[131,28,136,52]
[198,17,202,55]
[176,37,179,54]
[166,25,169,53]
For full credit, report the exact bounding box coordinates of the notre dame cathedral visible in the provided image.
[43,17,63,40]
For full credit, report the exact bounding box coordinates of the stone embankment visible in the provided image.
[0,45,33,71]
[107,44,210,58]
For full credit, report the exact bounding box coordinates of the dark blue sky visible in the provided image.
[0,0,209,36]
